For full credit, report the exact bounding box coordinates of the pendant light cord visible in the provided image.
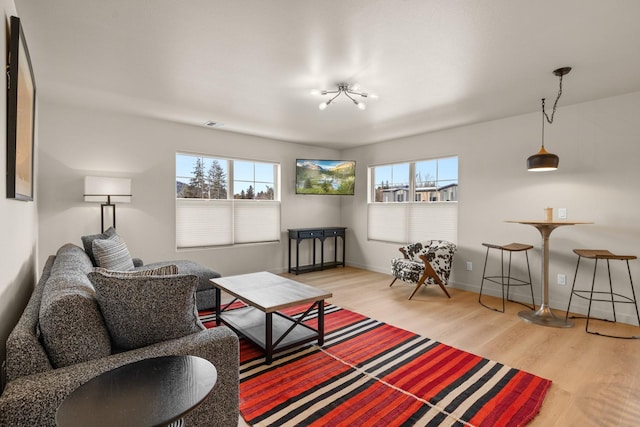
[543,73,565,124]
[540,72,566,149]
[541,99,546,149]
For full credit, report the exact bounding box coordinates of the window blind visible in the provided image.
[176,198,280,249]
[176,199,233,248]
[234,200,281,244]
[368,202,458,244]
[367,203,408,243]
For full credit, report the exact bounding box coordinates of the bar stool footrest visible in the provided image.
[482,276,532,287]
[571,290,637,304]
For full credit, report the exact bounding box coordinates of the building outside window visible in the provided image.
[368,156,458,244]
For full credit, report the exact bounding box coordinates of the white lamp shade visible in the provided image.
[84,176,132,203]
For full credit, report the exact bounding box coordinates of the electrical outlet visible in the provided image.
[557,274,566,285]
[466,261,473,271]
[558,208,567,219]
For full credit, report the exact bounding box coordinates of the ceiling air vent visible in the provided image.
[204,121,224,128]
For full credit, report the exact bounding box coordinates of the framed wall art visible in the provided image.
[6,16,36,201]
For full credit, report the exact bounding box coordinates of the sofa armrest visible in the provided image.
[0,326,239,427]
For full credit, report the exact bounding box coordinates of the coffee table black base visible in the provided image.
[217,296,326,364]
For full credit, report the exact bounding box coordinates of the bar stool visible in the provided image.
[479,243,536,313]
[564,249,640,339]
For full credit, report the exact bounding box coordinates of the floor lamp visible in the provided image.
[84,176,132,232]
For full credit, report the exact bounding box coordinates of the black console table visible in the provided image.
[288,227,346,274]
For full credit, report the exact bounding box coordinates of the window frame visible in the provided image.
[175,152,281,249]
[369,156,458,203]
[367,156,459,244]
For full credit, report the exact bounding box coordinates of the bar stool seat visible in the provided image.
[564,249,640,339]
[479,242,536,313]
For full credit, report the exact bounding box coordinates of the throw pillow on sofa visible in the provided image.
[92,233,135,271]
[81,227,117,266]
[88,270,204,350]
[93,264,178,277]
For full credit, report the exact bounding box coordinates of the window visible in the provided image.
[368,156,458,244]
[176,153,280,249]
[372,163,409,203]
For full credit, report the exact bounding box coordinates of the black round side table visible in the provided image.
[56,355,217,427]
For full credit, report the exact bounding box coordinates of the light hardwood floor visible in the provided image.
[283,267,640,427]
[269,267,639,427]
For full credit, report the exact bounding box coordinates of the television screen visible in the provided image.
[296,159,356,195]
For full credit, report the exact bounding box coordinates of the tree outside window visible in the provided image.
[177,154,228,199]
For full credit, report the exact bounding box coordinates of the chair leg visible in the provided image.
[502,250,507,313]
[627,260,640,327]
[478,246,491,306]
[437,282,451,298]
[408,279,450,299]
[606,260,617,323]
[565,256,582,320]
[585,259,599,334]
[478,246,504,312]
[389,277,397,287]
[408,261,452,300]
[421,261,451,299]
[408,283,421,300]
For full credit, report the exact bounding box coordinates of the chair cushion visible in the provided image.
[81,227,117,266]
[92,234,135,271]
[418,240,456,283]
[88,270,204,350]
[391,258,426,284]
[399,242,425,261]
[39,244,112,368]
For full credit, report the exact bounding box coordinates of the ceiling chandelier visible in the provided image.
[313,83,377,111]
[527,67,572,172]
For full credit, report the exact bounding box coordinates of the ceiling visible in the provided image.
[13,0,640,150]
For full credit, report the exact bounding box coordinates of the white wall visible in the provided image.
[342,91,640,324]
[35,91,640,326]
[0,1,39,369]
[37,101,346,276]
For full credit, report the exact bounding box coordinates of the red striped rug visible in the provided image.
[201,304,551,426]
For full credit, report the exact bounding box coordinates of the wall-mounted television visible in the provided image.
[296,159,356,195]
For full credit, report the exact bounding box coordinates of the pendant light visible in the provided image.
[527,67,571,172]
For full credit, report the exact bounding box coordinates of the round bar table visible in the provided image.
[506,220,593,328]
[56,355,217,427]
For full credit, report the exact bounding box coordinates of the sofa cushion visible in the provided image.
[92,234,135,271]
[136,260,222,310]
[81,227,117,266]
[88,271,204,350]
[39,244,112,368]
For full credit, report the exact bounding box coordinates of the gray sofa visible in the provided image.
[0,243,239,426]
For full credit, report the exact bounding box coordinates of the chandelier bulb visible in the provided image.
[357,102,366,110]
[319,102,328,111]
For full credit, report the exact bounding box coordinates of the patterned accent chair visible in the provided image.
[390,240,457,299]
